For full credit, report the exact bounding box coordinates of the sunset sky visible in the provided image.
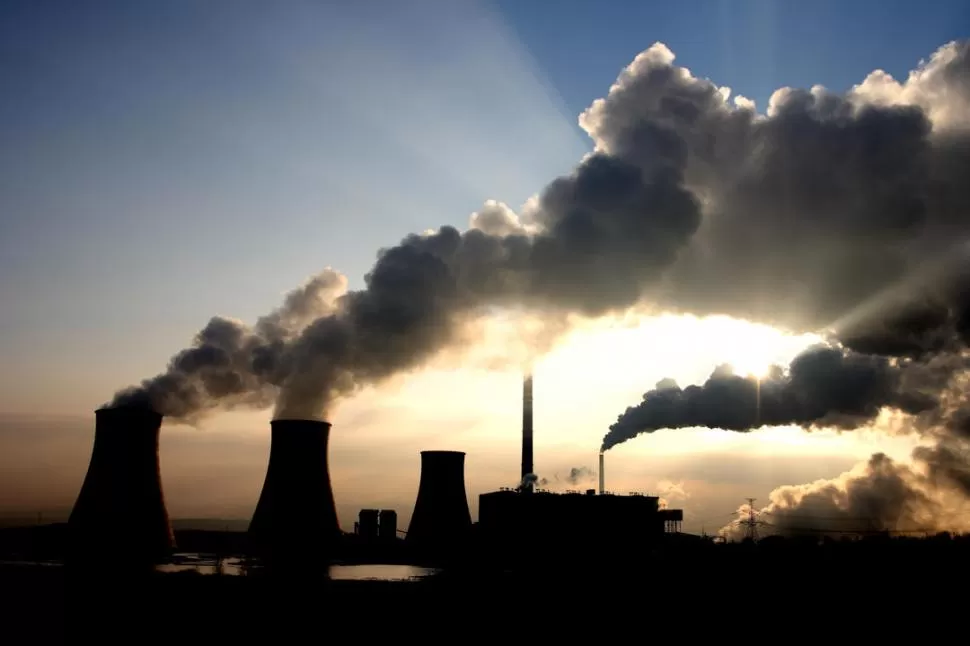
[1,0,966,534]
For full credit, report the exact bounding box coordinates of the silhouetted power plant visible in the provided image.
[248,419,341,567]
[406,450,472,553]
[477,373,684,555]
[68,407,175,565]
[65,370,686,570]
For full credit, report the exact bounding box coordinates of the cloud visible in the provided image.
[107,40,970,438]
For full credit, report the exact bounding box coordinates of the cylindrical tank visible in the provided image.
[406,451,471,554]
[67,407,175,566]
[248,419,341,568]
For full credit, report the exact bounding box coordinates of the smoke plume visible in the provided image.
[564,466,597,486]
[109,39,970,425]
[602,343,955,451]
[718,446,970,540]
[537,466,597,490]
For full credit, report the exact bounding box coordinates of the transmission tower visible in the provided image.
[741,497,759,542]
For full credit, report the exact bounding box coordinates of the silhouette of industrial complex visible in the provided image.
[4,373,969,642]
[57,372,685,572]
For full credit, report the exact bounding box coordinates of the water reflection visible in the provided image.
[329,564,438,581]
[155,553,439,581]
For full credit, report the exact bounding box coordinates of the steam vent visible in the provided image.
[248,419,341,568]
[406,450,472,555]
[68,407,175,566]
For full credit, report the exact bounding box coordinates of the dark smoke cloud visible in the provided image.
[607,340,970,536]
[593,42,970,343]
[707,358,970,539]
[602,344,945,451]
[111,39,970,424]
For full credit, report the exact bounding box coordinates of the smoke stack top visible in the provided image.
[104,39,970,433]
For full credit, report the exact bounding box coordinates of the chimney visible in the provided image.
[521,372,534,492]
[248,419,341,568]
[600,451,606,496]
[68,407,175,566]
[406,451,471,554]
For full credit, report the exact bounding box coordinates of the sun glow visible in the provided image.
[384,312,824,453]
[712,319,806,380]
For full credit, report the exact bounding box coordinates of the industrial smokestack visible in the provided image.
[67,407,175,566]
[600,451,606,496]
[248,419,341,568]
[406,451,472,554]
[521,372,534,492]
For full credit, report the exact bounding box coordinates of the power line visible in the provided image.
[741,497,760,541]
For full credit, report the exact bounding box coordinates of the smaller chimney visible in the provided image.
[600,451,606,496]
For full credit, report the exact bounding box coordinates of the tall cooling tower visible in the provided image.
[67,407,175,565]
[248,419,341,566]
[406,451,471,552]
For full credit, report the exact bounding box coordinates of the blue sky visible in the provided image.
[499,0,969,121]
[1,0,967,414]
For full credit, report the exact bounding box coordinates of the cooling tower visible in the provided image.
[248,419,341,567]
[67,407,175,565]
[406,451,472,553]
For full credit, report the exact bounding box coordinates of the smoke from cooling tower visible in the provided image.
[110,39,970,424]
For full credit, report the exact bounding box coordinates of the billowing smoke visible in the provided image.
[109,39,970,424]
[519,473,539,490]
[602,343,953,451]
[536,466,597,489]
[608,341,970,536]
[565,466,596,485]
[719,446,970,540]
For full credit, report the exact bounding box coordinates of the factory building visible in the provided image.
[476,372,685,556]
[479,489,683,550]
[355,508,399,542]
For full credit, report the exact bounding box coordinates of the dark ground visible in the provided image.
[2,533,967,642]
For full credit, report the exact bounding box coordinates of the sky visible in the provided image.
[1,0,967,533]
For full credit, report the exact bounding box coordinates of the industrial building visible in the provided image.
[355,508,398,542]
[476,372,685,555]
[479,488,683,551]
[66,368,687,570]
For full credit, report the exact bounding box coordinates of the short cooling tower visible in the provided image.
[67,407,175,565]
[406,451,472,553]
[248,419,341,567]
